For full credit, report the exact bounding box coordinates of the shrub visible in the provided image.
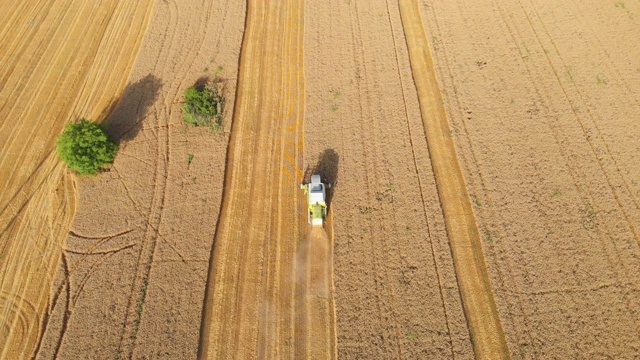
[56,118,119,175]
[182,81,223,130]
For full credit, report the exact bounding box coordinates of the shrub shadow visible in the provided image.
[105,74,163,143]
[193,75,210,90]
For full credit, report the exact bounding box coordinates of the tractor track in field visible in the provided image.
[422,1,540,355]
[424,0,640,355]
[294,225,337,360]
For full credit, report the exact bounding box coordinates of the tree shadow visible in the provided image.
[105,74,163,143]
[304,149,340,207]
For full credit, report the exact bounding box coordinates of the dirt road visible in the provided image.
[199,1,336,358]
[0,2,153,358]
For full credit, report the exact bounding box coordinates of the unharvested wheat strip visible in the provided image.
[398,1,510,359]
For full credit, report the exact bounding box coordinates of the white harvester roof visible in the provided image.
[309,175,325,205]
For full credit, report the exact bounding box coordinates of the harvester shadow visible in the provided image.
[104,74,163,143]
[303,149,339,209]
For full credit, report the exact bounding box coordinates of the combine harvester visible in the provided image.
[300,174,331,226]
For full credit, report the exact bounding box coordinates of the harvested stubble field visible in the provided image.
[1,0,639,359]
[0,1,154,358]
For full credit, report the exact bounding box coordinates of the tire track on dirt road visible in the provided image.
[398,1,510,359]
[199,1,335,358]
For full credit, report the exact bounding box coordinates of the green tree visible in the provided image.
[56,118,118,175]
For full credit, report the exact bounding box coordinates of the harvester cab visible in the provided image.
[300,174,331,226]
